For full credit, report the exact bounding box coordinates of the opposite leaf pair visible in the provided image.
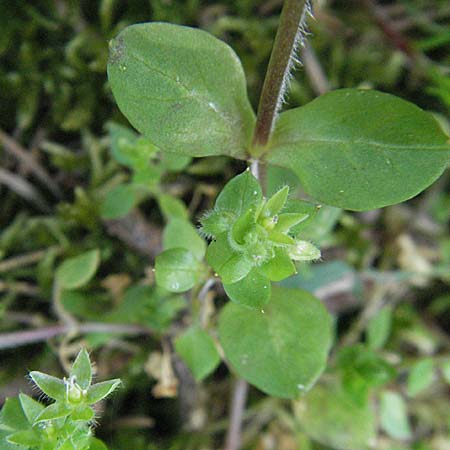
[201,170,320,308]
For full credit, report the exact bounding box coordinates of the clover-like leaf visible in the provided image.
[70,349,92,390]
[56,249,100,290]
[267,89,450,211]
[175,326,221,381]
[87,379,121,404]
[29,372,66,402]
[108,22,255,158]
[155,248,203,292]
[219,286,332,398]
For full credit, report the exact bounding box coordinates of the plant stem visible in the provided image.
[251,0,308,152]
[224,378,249,450]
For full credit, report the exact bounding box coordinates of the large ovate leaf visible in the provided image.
[108,22,255,158]
[219,286,332,398]
[267,89,450,211]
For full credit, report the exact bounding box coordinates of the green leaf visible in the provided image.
[287,240,321,261]
[380,391,412,440]
[219,286,332,398]
[56,249,100,290]
[274,213,310,233]
[215,171,262,215]
[89,437,108,450]
[155,248,203,292]
[106,122,138,166]
[34,402,71,423]
[223,269,271,308]
[258,248,295,281]
[70,349,92,390]
[158,193,188,221]
[29,372,66,402]
[442,360,450,385]
[294,382,376,450]
[18,394,44,425]
[107,22,255,158]
[260,185,289,218]
[267,89,450,211]
[367,306,392,350]
[200,210,236,239]
[86,379,121,404]
[0,398,29,431]
[175,326,221,381]
[159,152,192,171]
[6,430,38,447]
[163,219,206,260]
[100,184,139,219]
[71,405,94,422]
[206,233,252,284]
[407,358,434,397]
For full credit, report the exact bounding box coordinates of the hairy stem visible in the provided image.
[251,0,309,152]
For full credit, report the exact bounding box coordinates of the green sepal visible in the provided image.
[274,213,310,233]
[71,405,95,422]
[287,240,321,261]
[34,402,71,423]
[70,349,92,390]
[267,230,295,246]
[86,379,121,404]
[232,208,256,245]
[259,185,289,218]
[29,372,66,402]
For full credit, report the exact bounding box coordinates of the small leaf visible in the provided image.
[6,430,38,446]
[89,437,109,450]
[29,372,66,402]
[18,394,44,425]
[100,184,139,219]
[380,391,412,440]
[200,210,236,239]
[219,286,332,398]
[87,379,121,404]
[223,269,271,308]
[108,22,255,158]
[206,233,252,284]
[106,122,138,166]
[175,326,221,381]
[215,171,262,215]
[71,405,95,422]
[260,185,289,218]
[232,209,256,244]
[158,193,188,221]
[155,248,203,292]
[163,219,206,260]
[70,349,92,390]
[267,230,295,246]
[267,89,450,211]
[34,402,71,423]
[0,398,29,431]
[258,248,295,281]
[407,358,434,397]
[56,249,100,290]
[367,306,392,350]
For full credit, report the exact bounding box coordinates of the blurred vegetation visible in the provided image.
[0,1,449,449]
